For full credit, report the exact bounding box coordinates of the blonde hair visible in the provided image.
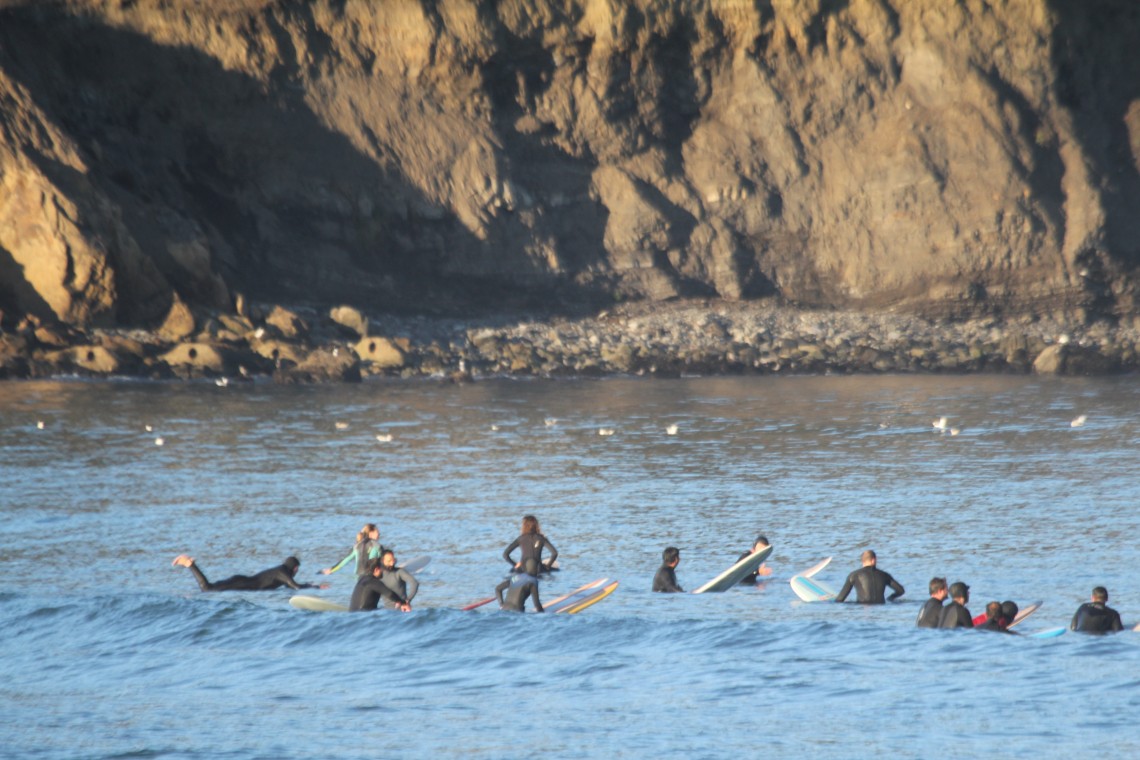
[357,523,378,543]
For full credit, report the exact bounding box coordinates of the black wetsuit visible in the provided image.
[349,574,407,611]
[976,616,1008,632]
[737,550,767,585]
[916,597,944,628]
[503,532,558,569]
[186,561,317,592]
[498,575,542,612]
[834,566,905,603]
[939,601,973,628]
[1070,602,1124,633]
[652,564,683,593]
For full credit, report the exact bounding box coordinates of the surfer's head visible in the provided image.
[1001,600,1018,622]
[861,549,877,566]
[358,523,379,542]
[662,546,680,567]
[521,515,539,534]
[753,535,769,551]
[1092,586,1109,602]
[949,581,969,602]
[928,577,947,598]
[365,558,382,576]
[283,556,301,575]
[381,550,397,569]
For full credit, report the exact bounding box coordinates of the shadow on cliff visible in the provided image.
[1047,1,1140,312]
[0,245,55,325]
[0,5,607,323]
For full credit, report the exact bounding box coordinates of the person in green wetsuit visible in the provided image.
[320,523,383,576]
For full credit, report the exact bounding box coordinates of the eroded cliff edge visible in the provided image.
[1,0,1139,379]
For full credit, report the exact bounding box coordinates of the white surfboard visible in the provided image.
[1007,600,1043,629]
[290,595,349,612]
[692,544,775,594]
[399,555,430,574]
[800,557,831,579]
[789,574,836,602]
[544,578,616,613]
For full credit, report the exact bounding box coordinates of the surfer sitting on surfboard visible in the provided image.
[497,558,543,612]
[834,550,904,603]
[652,547,684,593]
[172,554,328,592]
[320,523,383,577]
[349,558,410,612]
[503,514,558,574]
[737,535,774,585]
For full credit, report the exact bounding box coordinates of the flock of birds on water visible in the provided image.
[30,412,1093,447]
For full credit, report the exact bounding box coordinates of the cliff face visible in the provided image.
[1,0,1138,328]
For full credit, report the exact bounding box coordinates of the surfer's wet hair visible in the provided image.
[522,515,539,534]
[364,558,381,574]
[928,577,947,595]
[662,546,680,564]
[1092,586,1108,602]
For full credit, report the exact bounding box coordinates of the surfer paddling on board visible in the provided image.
[497,558,543,612]
[320,523,383,577]
[172,554,328,592]
[350,558,411,612]
[916,577,948,627]
[737,535,773,585]
[503,514,558,574]
[378,549,419,609]
[652,546,684,593]
[973,599,1020,628]
[834,550,904,603]
[1070,586,1124,633]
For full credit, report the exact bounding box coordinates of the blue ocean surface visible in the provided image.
[1,375,1138,758]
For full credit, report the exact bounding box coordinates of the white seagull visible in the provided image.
[1071,415,1088,428]
[598,427,615,436]
[375,433,393,443]
[666,424,679,435]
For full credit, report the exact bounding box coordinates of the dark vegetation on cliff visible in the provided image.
[1,0,1139,335]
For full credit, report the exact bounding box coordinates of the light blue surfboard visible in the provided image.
[1028,626,1066,639]
[790,574,836,602]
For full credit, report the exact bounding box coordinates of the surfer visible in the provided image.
[350,558,411,611]
[172,554,328,592]
[975,601,1009,632]
[497,558,543,612]
[1070,586,1124,633]
[503,514,558,573]
[938,582,973,628]
[999,600,1019,629]
[652,546,684,593]
[833,550,905,603]
[320,523,383,576]
[916,577,948,627]
[377,549,419,609]
[737,535,774,585]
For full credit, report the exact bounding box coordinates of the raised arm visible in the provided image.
[322,548,356,575]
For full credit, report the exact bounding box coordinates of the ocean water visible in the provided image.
[1,374,1138,758]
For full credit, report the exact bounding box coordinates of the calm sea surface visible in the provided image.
[1,374,1138,758]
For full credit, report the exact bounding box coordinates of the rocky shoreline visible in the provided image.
[2,299,1138,383]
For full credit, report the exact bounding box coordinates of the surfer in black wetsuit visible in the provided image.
[976,601,1009,632]
[916,576,947,628]
[497,558,543,612]
[1000,600,1019,629]
[378,550,419,610]
[350,559,411,612]
[652,546,684,593]
[1070,586,1124,633]
[172,554,328,592]
[938,581,973,628]
[503,514,558,573]
[834,550,904,603]
[737,535,773,585]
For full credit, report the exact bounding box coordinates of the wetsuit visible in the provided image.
[349,574,407,611]
[939,601,973,628]
[737,550,768,585]
[503,532,557,570]
[1070,602,1124,633]
[653,564,683,593]
[185,559,317,592]
[976,616,1009,632]
[915,598,944,628]
[327,538,382,576]
[497,575,542,612]
[378,567,419,610]
[834,566,905,603]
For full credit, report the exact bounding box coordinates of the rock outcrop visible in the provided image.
[0,0,1138,344]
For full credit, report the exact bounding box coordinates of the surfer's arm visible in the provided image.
[402,570,419,602]
[542,535,558,565]
[834,575,855,602]
[887,575,905,601]
[495,578,511,605]
[502,538,521,566]
[322,549,356,575]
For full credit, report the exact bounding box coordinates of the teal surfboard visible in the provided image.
[692,545,775,594]
[1028,626,1066,639]
[789,574,836,602]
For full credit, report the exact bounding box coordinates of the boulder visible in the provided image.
[354,335,405,369]
[158,342,231,376]
[44,345,123,375]
[157,294,196,342]
[1032,344,1120,375]
[275,347,361,383]
[265,306,308,339]
[330,305,369,337]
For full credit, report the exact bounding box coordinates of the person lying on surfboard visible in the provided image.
[503,514,558,574]
[834,549,904,603]
[737,535,774,585]
[350,558,411,612]
[497,558,543,612]
[377,549,419,610]
[172,554,328,592]
[652,546,684,593]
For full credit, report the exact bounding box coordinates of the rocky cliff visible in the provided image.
[2,0,1139,332]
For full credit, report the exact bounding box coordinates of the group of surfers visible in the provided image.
[172,520,1127,632]
[654,544,1127,634]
